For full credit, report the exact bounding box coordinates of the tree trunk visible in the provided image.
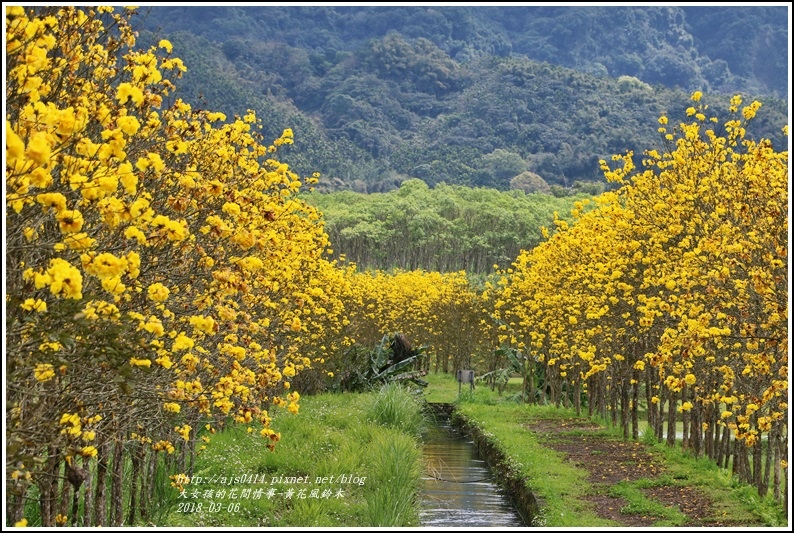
[58,460,71,522]
[39,446,60,527]
[761,432,772,498]
[81,455,93,526]
[666,390,677,447]
[528,358,536,405]
[704,403,715,460]
[680,385,690,451]
[631,373,639,440]
[753,437,764,495]
[587,376,594,417]
[9,490,27,526]
[110,437,124,526]
[94,440,109,526]
[620,379,629,439]
[127,442,141,525]
[691,400,702,458]
[574,379,581,416]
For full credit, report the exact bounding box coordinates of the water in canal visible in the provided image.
[419,415,526,527]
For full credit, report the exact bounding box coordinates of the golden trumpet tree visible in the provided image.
[5,5,345,526]
[496,92,787,499]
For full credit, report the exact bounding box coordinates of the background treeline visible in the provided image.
[135,6,789,193]
[302,179,588,273]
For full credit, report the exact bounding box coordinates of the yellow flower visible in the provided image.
[189,315,216,335]
[175,424,191,441]
[116,82,144,105]
[6,120,25,164]
[222,202,241,216]
[691,91,702,102]
[124,225,147,245]
[34,363,55,382]
[87,252,126,280]
[164,402,181,413]
[171,333,194,351]
[129,357,152,368]
[658,115,668,125]
[25,131,52,165]
[239,256,263,272]
[56,209,84,233]
[14,518,27,527]
[117,115,141,136]
[159,39,173,53]
[21,298,47,313]
[29,167,53,188]
[147,282,170,302]
[64,232,96,250]
[118,162,137,194]
[80,446,98,457]
[36,192,67,213]
[742,101,762,120]
[46,258,83,299]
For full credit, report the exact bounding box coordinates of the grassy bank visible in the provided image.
[422,372,788,527]
[163,383,426,527]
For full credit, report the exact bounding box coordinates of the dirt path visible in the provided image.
[525,419,746,527]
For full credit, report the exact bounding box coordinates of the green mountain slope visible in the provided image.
[135,6,789,192]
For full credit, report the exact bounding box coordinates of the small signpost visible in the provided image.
[457,369,474,398]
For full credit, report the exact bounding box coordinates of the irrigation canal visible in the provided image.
[419,404,527,527]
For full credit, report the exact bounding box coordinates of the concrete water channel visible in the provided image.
[419,404,529,527]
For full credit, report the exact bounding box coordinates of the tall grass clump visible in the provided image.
[367,383,427,437]
[364,431,422,526]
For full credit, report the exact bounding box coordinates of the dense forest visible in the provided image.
[302,180,589,273]
[135,6,789,193]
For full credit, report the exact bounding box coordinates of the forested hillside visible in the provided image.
[136,5,789,192]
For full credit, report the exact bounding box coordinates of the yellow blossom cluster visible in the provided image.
[5,6,350,526]
[492,93,787,497]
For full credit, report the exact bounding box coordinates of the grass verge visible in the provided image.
[163,384,425,527]
[422,371,788,528]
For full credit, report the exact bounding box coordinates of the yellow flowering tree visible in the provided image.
[495,92,787,500]
[5,5,342,526]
